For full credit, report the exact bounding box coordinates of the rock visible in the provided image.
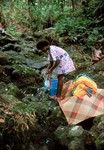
[89,115,104,149]
[23,86,37,95]
[2,43,21,52]
[4,66,14,76]
[33,31,43,39]
[54,125,95,149]
[68,126,84,138]
[33,27,59,44]
[25,36,35,41]
[0,35,17,46]
[68,140,84,150]
[54,126,70,146]
[96,133,104,150]
[93,59,104,72]
[11,70,21,80]
[26,59,48,70]
[0,52,9,65]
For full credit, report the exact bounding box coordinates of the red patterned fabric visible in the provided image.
[58,82,104,125]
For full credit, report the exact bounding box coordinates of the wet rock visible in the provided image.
[0,52,9,65]
[4,66,14,76]
[2,43,21,52]
[25,36,35,41]
[32,48,43,55]
[96,133,104,150]
[11,70,21,80]
[26,59,48,70]
[0,35,17,46]
[68,126,84,138]
[23,86,37,95]
[33,31,43,39]
[33,27,59,44]
[54,126,70,146]
[90,115,104,149]
[54,125,95,150]
[20,33,30,38]
[68,140,84,150]
[10,64,43,88]
[68,126,96,150]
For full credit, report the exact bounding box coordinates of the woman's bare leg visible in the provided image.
[56,74,64,97]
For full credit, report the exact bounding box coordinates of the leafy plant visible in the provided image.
[55,17,91,35]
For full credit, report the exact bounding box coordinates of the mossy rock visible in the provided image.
[33,28,59,44]
[0,52,9,65]
[95,133,104,150]
[93,60,104,72]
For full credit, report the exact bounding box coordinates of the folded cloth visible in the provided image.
[58,88,104,125]
[86,88,93,97]
[64,75,97,98]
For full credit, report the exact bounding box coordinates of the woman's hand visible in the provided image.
[47,69,52,79]
[44,68,52,79]
[47,69,52,74]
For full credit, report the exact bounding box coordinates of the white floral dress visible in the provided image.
[48,45,75,75]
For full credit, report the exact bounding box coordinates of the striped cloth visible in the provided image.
[58,81,104,125]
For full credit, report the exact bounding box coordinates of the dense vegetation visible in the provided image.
[0,0,104,47]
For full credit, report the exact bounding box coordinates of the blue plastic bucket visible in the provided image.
[49,79,58,96]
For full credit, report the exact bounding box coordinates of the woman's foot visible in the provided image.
[49,95,64,101]
[55,96,62,101]
[49,96,56,100]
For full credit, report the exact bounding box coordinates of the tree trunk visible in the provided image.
[71,0,75,10]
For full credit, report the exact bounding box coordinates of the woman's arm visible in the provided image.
[48,50,60,73]
[47,61,53,70]
[48,60,60,74]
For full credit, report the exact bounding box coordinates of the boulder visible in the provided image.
[0,52,9,65]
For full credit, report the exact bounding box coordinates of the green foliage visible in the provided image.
[30,3,61,30]
[12,102,33,113]
[12,100,49,115]
[6,25,21,37]
[55,16,91,35]
[13,64,38,76]
[1,0,90,34]
[1,0,104,49]
[2,0,30,35]
[89,0,104,17]
[87,28,104,46]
